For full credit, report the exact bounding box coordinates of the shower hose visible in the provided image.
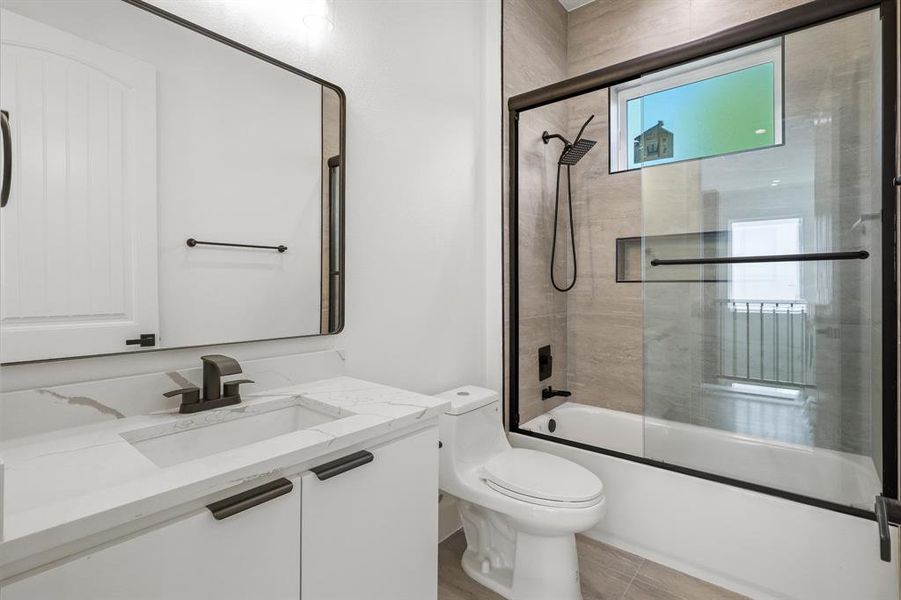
[550,162,576,292]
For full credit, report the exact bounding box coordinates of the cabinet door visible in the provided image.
[1,476,300,600]
[301,428,439,600]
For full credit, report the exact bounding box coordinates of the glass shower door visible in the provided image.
[638,8,884,510]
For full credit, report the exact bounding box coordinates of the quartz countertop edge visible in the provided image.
[0,377,449,572]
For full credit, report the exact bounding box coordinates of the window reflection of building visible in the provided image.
[633,120,674,164]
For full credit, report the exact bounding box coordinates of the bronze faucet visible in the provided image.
[163,354,254,413]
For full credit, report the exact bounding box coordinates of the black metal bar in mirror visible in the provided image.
[0,0,346,364]
[186,238,289,253]
[326,155,343,334]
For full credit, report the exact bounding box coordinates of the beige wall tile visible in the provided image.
[567,313,643,413]
[504,0,568,96]
[518,313,568,424]
[567,0,691,78]
[503,0,569,427]
[689,0,813,39]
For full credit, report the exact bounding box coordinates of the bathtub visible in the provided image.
[514,402,897,600]
[522,401,880,510]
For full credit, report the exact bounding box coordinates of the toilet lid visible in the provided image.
[481,448,603,504]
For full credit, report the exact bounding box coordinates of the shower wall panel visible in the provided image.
[504,0,569,424]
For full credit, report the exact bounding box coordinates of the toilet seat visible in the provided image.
[480,448,604,508]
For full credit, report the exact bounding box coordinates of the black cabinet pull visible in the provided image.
[207,477,293,520]
[1,110,10,208]
[311,450,374,481]
[126,333,156,347]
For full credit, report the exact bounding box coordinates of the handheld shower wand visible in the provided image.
[541,114,597,292]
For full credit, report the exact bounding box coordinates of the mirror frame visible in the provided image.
[0,0,346,365]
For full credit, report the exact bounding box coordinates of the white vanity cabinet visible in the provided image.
[1,475,302,600]
[1,425,441,600]
[301,427,439,600]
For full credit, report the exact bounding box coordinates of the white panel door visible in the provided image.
[301,428,440,600]
[0,476,301,600]
[0,9,157,362]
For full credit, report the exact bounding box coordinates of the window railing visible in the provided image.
[718,300,811,387]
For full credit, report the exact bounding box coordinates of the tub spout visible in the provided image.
[542,387,571,400]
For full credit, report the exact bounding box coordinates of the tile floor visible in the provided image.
[438,531,748,600]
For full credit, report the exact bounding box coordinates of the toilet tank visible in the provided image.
[437,386,510,469]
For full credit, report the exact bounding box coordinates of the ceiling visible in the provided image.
[557,0,596,11]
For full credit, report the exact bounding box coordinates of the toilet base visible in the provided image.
[461,550,514,598]
[457,501,584,600]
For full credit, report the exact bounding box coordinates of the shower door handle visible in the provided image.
[875,496,901,562]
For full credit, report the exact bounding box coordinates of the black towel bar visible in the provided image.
[186,238,287,253]
[650,250,868,266]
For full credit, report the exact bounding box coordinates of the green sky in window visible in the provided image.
[627,62,776,169]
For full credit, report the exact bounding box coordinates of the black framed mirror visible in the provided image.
[0,0,345,363]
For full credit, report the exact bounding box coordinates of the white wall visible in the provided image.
[480,0,504,393]
[0,0,503,398]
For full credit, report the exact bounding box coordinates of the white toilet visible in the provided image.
[437,385,606,600]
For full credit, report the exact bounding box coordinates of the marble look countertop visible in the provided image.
[0,377,448,573]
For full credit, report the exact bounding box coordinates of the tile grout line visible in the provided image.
[617,557,646,600]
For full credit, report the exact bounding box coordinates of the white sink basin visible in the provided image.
[121,401,336,468]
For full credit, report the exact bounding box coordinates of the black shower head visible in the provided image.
[559,138,596,165]
[542,131,571,146]
[543,114,597,166]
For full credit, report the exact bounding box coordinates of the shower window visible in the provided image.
[609,38,783,172]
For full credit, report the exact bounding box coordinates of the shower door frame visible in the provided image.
[506,0,899,520]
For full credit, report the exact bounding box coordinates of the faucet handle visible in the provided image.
[164,386,201,407]
[223,379,255,399]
